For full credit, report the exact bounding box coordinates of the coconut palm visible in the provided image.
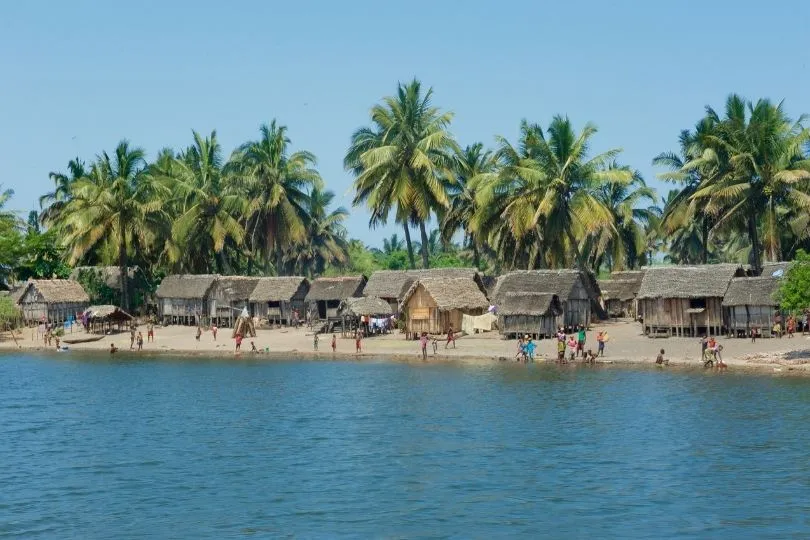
[60,141,165,309]
[382,234,405,255]
[231,120,321,274]
[346,79,458,269]
[40,158,86,227]
[690,95,810,270]
[169,131,244,274]
[288,186,349,277]
[441,143,497,269]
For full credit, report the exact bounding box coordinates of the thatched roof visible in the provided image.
[339,296,393,317]
[211,276,261,301]
[402,277,489,311]
[761,262,792,277]
[70,266,139,290]
[19,279,90,304]
[637,264,744,299]
[249,277,309,302]
[306,276,367,302]
[599,279,639,301]
[85,304,133,321]
[609,270,644,294]
[498,292,563,316]
[491,270,585,302]
[155,274,218,299]
[363,268,482,300]
[723,277,781,307]
[8,285,25,304]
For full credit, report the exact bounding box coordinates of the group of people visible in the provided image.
[553,326,606,363]
[128,323,155,351]
[770,313,806,339]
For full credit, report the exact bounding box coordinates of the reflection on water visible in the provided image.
[2,354,810,538]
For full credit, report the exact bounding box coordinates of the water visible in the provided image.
[2,354,810,539]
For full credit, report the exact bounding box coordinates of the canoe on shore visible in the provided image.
[61,335,105,345]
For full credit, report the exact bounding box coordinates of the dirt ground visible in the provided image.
[3,318,810,374]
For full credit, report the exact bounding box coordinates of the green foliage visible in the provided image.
[16,228,71,280]
[74,269,119,305]
[778,251,810,312]
[0,296,21,329]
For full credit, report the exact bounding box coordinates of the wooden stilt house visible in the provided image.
[306,276,367,321]
[498,292,563,339]
[363,268,483,314]
[723,275,783,337]
[249,277,310,326]
[401,277,489,337]
[637,264,748,337]
[155,274,218,326]
[17,279,90,325]
[491,270,593,330]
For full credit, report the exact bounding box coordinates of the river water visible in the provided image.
[2,354,810,538]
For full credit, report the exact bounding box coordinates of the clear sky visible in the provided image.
[2,0,809,247]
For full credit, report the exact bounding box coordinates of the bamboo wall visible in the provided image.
[499,314,561,338]
[726,305,779,335]
[20,301,88,324]
[640,296,725,337]
[160,298,208,324]
[403,284,483,335]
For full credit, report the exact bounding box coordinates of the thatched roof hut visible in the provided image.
[307,276,367,302]
[723,276,783,334]
[598,279,639,302]
[155,274,219,324]
[306,276,367,319]
[339,296,394,317]
[249,277,309,303]
[761,262,792,277]
[85,304,134,320]
[492,270,592,328]
[249,277,310,324]
[209,276,261,326]
[17,279,90,324]
[401,277,489,335]
[70,266,140,290]
[497,292,564,337]
[155,274,218,299]
[363,268,484,310]
[637,264,747,337]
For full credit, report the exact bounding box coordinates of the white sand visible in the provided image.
[3,319,810,374]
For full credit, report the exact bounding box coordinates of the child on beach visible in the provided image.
[147,322,154,343]
[585,349,596,364]
[130,326,136,349]
[787,316,796,338]
[109,343,117,354]
[212,324,218,341]
[331,334,336,352]
[313,332,319,351]
[355,331,362,353]
[596,331,605,356]
[196,326,202,342]
[524,338,536,363]
[751,326,758,343]
[235,333,243,352]
[251,341,258,353]
[515,337,525,361]
[432,338,438,356]
[577,326,586,359]
[656,348,668,365]
[137,331,143,351]
[420,332,428,360]
[557,339,566,362]
[445,326,455,349]
[567,336,577,362]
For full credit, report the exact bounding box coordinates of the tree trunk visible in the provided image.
[749,214,762,274]
[402,223,416,270]
[471,235,481,270]
[118,236,128,311]
[701,217,709,264]
[418,221,430,269]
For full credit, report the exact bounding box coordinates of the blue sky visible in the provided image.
[2,0,809,247]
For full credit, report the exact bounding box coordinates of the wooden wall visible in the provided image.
[499,314,561,338]
[726,305,779,335]
[563,278,591,328]
[20,301,88,324]
[251,300,305,325]
[403,284,483,335]
[640,296,725,336]
[160,298,208,325]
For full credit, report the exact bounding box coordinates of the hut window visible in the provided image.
[689,298,706,310]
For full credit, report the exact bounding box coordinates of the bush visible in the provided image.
[777,250,810,313]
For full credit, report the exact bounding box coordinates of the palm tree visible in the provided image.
[40,158,86,227]
[231,121,321,274]
[169,131,245,274]
[690,95,810,270]
[289,186,349,277]
[60,141,164,309]
[441,143,496,269]
[475,118,632,270]
[382,234,405,255]
[346,79,458,269]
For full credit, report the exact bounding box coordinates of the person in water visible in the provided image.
[524,338,536,363]
[109,343,118,354]
[656,348,668,365]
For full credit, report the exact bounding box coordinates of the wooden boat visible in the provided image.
[61,334,105,345]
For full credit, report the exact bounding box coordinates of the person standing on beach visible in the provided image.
[515,337,525,361]
[577,326,586,358]
[355,331,362,353]
[196,326,202,341]
[787,316,796,338]
[420,332,428,360]
[130,326,136,350]
[235,333,243,352]
[557,338,566,362]
[136,332,143,351]
[313,332,319,351]
[331,334,337,352]
[567,335,577,362]
[445,325,455,349]
[212,324,218,341]
[700,335,708,357]
[147,322,154,343]
[751,326,758,343]
[525,338,536,363]
[596,331,606,357]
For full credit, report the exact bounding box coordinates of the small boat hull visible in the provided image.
[61,335,105,345]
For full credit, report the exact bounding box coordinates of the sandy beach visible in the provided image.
[3,319,810,374]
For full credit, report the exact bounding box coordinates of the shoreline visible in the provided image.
[2,340,808,377]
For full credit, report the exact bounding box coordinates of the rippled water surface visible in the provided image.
[2,354,810,538]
